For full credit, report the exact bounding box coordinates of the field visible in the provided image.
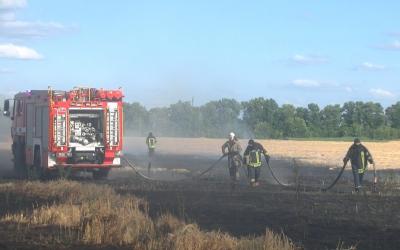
[124,137,400,169]
[1,136,400,249]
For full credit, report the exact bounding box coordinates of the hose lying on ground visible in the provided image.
[264,155,292,187]
[122,156,160,181]
[123,153,293,188]
[321,162,347,192]
[193,155,226,179]
[121,155,226,182]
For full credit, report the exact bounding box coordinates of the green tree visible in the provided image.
[386,102,400,129]
[123,102,149,136]
[148,107,172,136]
[200,98,242,137]
[169,101,201,137]
[307,103,321,136]
[273,104,308,138]
[320,104,342,137]
[242,98,279,130]
[361,102,385,129]
[121,98,400,140]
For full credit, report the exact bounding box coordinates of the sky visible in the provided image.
[0,0,399,108]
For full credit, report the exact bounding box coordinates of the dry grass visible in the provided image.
[237,230,297,250]
[0,180,297,250]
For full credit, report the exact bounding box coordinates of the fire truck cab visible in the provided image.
[3,87,124,179]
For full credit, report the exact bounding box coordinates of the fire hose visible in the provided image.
[194,155,227,179]
[322,162,378,192]
[321,162,347,192]
[122,155,226,182]
[124,153,380,192]
[123,153,295,187]
[264,155,292,187]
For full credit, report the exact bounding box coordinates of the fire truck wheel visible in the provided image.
[93,169,109,180]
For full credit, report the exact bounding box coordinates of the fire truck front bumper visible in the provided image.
[48,152,122,169]
[49,163,122,170]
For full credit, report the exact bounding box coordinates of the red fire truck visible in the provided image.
[3,87,124,179]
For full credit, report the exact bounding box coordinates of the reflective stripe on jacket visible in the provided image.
[244,141,268,168]
[147,137,156,149]
[247,149,262,167]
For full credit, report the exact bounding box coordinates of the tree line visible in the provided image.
[123,98,400,140]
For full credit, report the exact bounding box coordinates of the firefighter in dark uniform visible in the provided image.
[221,132,242,184]
[146,132,157,157]
[343,138,375,192]
[243,139,270,187]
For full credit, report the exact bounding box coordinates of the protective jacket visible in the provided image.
[222,139,242,155]
[244,142,268,167]
[146,136,157,149]
[222,139,242,166]
[344,144,373,173]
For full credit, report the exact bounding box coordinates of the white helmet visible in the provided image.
[229,132,235,140]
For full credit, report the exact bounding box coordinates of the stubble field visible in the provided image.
[124,137,400,169]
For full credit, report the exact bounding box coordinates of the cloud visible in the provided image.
[0,67,12,73]
[0,19,66,38]
[379,40,400,50]
[291,54,328,65]
[369,88,395,98]
[0,0,66,39]
[344,86,353,93]
[0,43,42,59]
[0,1,68,60]
[357,62,386,71]
[0,11,14,20]
[292,79,321,87]
[0,0,26,9]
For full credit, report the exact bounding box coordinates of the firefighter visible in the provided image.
[343,138,375,192]
[221,132,242,184]
[146,132,157,157]
[243,139,270,187]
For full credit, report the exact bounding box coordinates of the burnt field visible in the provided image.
[108,150,400,250]
[1,137,400,249]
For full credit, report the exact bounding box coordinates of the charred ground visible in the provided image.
[109,151,400,250]
[1,137,400,249]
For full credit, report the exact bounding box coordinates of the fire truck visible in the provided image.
[3,87,124,179]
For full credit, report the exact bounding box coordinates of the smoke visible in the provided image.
[0,114,11,141]
[0,94,11,141]
[0,110,13,178]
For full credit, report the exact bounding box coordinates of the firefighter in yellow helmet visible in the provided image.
[221,132,242,184]
[146,132,157,157]
[243,139,270,187]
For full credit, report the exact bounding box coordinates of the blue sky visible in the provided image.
[0,0,399,108]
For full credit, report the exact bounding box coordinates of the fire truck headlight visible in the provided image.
[57,152,68,158]
[48,153,56,167]
[115,151,122,157]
